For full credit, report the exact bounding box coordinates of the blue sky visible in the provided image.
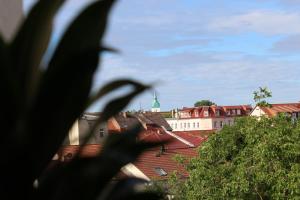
[23,0,300,111]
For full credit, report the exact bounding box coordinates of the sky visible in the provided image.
[23,0,300,111]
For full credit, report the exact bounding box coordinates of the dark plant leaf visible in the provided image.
[25,0,116,180]
[37,125,166,200]
[88,79,147,107]
[27,47,100,180]
[98,178,149,200]
[10,0,65,104]
[101,84,150,121]
[48,0,116,72]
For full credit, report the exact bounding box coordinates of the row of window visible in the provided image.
[170,120,233,130]
[213,120,232,128]
[170,122,200,129]
[180,109,242,118]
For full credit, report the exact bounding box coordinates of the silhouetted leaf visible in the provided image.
[88,79,147,107]
[27,47,101,180]
[25,0,116,179]
[98,178,149,200]
[10,0,65,104]
[101,84,150,121]
[49,0,116,72]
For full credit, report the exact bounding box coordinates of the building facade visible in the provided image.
[64,113,108,145]
[166,105,252,131]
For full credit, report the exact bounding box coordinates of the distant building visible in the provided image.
[64,113,108,146]
[58,112,205,181]
[166,105,252,131]
[250,103,300,120]
[151,92,160,112]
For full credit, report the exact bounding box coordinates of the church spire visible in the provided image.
[151,92,160,112]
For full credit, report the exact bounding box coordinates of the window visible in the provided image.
[214,121,217,128]
[175,123,177,129]
[184,123,186,128]
[187,123,190,128]
[227,110,231,115]
[99,128,105,137]
[204,111,209,117]
[220,121,223,128]
[197,122,199,128]
[231,109,236,115]
[193,122,195,128]
[154,167,167,176]
[215,110,220,116]
[237,109,241,115]
[228,120,231,126]
[195,111,199,117]
[180,123,182,128]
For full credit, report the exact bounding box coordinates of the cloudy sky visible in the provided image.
[23,0,300,111]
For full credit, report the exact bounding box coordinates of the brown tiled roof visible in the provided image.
[112,112,172,131]
[260,103,300,117]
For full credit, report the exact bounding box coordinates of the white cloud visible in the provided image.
[271,34,300,52]
[209,10,300,35]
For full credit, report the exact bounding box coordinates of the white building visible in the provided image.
[166,105,252,131]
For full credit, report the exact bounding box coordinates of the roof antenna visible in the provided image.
[139,101,142,112]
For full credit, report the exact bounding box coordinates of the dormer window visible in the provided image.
[231,109,236,115]
[227,110,230,115]
[237,109,241,115]
[154,167,167,176]
[99,128,104,137]
[216,110,220,116]
[195,111,199,117]
[204,111,209,117]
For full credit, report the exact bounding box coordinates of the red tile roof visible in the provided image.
[134,148,197,180]
[259,103,300,117]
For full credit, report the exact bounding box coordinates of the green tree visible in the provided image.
[253,86,272,107]
[0,0,163,199]
[174,116,300,199]
[194,100,215,107]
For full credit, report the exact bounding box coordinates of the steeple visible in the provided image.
[151,92,160,112]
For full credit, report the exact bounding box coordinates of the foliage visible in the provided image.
[177,116,300,199]
[194,100,215,107]
[0,0,163,199]
[161,111,172,118]
[253,86,272,107]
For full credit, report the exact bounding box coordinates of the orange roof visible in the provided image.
[260,103,300,117]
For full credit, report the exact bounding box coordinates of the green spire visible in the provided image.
[152,92,160,108]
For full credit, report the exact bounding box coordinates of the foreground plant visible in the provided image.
[0,0,163,199]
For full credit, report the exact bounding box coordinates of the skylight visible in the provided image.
[154,167,167,176]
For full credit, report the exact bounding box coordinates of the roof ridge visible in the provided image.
[161,126,195,147]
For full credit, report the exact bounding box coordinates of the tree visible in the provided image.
[194,100,215,107]
[253,86,272,107]
[173,116,300,199]
[0,0,163,199]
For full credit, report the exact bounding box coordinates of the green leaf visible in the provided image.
[10,0,65,104]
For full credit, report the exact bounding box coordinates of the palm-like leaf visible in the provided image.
[0,0,163,199]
